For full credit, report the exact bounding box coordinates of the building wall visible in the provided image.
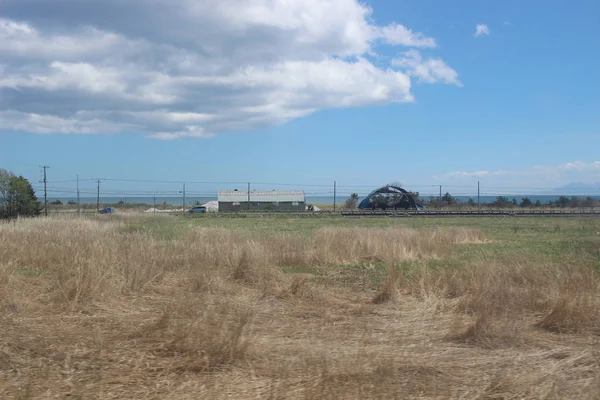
[219,201,305,212]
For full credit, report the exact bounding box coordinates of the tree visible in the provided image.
[441,192,455,205]
[0,169,41,219]
[555,196,570,208]
[372,195,389,210]
[427,196,441,208]
[519,197,533,208]
[344,193,360,209]
[570,196,582,208]
[583,197,597,208]
[534,200,542,207]
[491,196,510,208]
[467,198,476,207]
[409,192,421,204]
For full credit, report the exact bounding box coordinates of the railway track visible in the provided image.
[172,209,600,218]
[338,210,600,217]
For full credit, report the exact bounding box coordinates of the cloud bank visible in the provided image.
[0,0,459,139]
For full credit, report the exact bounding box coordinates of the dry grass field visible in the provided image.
[1,215,599,399]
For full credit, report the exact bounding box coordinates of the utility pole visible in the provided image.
[439,185,442,202]
[41,165,49,216]
[247,182,250,211]
[182,182,186,213]
[77,174,80,216]
[96,179,101,212]
[333,181,337,212]
[477,181,480,212]
[153,190,157,213]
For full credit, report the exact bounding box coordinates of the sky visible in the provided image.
[1,0,600,198]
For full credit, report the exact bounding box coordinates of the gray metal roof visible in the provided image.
[218,190,305,203]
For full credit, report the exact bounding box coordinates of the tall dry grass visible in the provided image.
[0,218,484,305]
[402,257,600,350]
[1,216,599,399]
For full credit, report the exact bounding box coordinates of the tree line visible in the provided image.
[426,193,600,209]
[0,169,41,219]
[344,191,600,210]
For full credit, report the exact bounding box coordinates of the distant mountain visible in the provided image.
[553,182,600,194]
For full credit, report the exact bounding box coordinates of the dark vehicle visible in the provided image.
[99,207,116,214]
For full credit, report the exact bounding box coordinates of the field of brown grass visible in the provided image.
[1,215,599,399]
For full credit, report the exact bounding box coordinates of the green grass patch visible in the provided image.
[120,214,600,284]
[13,268,45,278]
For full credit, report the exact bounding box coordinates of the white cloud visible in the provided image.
[559,161,600,172]
[0,110,129,134]
[378,24,436,47]
[0,62,123,93]
[442,171,491,178]
[147,126,215,141]
[0,19,125,60]
[474,24,490,37]
[0,1,457,139]
[392,50,461,86]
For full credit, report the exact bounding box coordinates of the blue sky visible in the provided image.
[2,0,600,198]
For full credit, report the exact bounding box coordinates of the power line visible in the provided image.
[102,178,249,185]
[31,173,600,200]
[251,181,332,188]
[34,184,600,197]
[46,179,81,183]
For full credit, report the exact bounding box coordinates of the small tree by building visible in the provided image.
[409,192,421,204]
[344,193,360,209]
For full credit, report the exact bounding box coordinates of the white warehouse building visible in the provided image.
[217,190,305,212]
